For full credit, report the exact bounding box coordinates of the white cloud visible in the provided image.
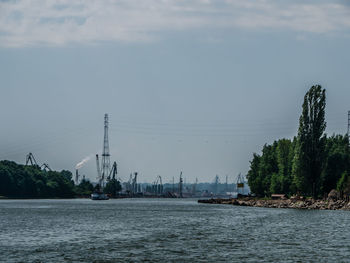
[0,0,349,47]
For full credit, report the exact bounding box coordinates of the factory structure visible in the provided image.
[73,113,250,198]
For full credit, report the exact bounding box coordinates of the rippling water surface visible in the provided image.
[0,198,349,262]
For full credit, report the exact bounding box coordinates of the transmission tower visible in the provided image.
[101,113,111,188]
[348,111,350,137]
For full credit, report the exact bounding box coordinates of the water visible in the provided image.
[0,199,349,262]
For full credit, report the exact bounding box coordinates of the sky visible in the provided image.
[1,0,350,184]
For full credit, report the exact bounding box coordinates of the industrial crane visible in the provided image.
[192,177,198,196]
[132,172,138,194]
[26,153,52,172]
[40,163,52,172]
[236,173,245,195]
[26,152,38,166]
[152,175,163,196]
[179,171,183,198]
[108,162,118,181]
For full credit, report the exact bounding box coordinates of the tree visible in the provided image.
[104,179,122,197]
[0,164,13,196]
[270,173,282,194]
[292,85,326,198]
[0,160,75,198]
[246,153,263,196]
[336,172,350,198]
[247,139,293,196]
[322,135,350,195]
[259,142,278,196]
[276,139,294,194]
[74,179,94,196]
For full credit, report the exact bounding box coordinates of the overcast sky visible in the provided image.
[1,0,350,184]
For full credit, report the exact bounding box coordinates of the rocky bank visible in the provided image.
[198,197,350,210]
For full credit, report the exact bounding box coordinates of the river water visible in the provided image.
[0,198,349,262]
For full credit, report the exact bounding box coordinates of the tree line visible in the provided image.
[0,160,76,198]
[0,160,121,198]
[247,85,350,198]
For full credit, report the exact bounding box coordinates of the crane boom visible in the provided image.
[96,154,102,182]
[26,152,38,166]
[108,162,117,180]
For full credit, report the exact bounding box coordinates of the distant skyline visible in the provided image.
[1,0,350,183]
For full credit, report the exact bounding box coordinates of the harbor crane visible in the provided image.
[179,171,183,198]
[25,153,52,172]
[26,152,38,166]
[132,172,138,194]
[108,162,118,181]
[214,175,220,194]
[152,175,163,196]
[40,163,52,172]
[192,178,198,196]
[236,173,245,195]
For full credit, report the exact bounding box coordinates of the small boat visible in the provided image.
[91,192,109,200]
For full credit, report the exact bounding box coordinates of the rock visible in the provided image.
[199,196,350,210]
[328,189,339,201]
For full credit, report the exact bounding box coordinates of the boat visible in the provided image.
[91,192,109,200]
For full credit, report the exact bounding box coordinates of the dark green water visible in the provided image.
[0,199,349,262]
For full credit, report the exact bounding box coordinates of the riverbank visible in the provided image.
[198,197,350,210]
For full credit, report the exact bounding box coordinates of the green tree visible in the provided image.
[0,164,14,196]
[292,85,326,198]
[322,135,350,195]
[259,142,278,196]
[74,178,94,196]
[276,139,294,194]
[270,173,282,194]
[246,153,263,196]
[0,160,75,198]
[336,172,350,198]
[104,179,122,197]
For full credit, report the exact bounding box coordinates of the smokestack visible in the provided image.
[75,169,79,185]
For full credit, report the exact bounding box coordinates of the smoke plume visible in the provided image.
[75,156,92,169]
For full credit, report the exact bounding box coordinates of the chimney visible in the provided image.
[75,169,79,185]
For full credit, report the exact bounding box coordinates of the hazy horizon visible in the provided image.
[1,0,350,184]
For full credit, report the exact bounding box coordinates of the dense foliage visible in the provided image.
[293,85,326,198]
[103,178,122,197]
[0,160,122,198]
[74,178,94,197]
[247,86,350,198]
[0,160,75,198]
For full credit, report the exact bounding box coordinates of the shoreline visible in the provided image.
[198,197,350,210]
